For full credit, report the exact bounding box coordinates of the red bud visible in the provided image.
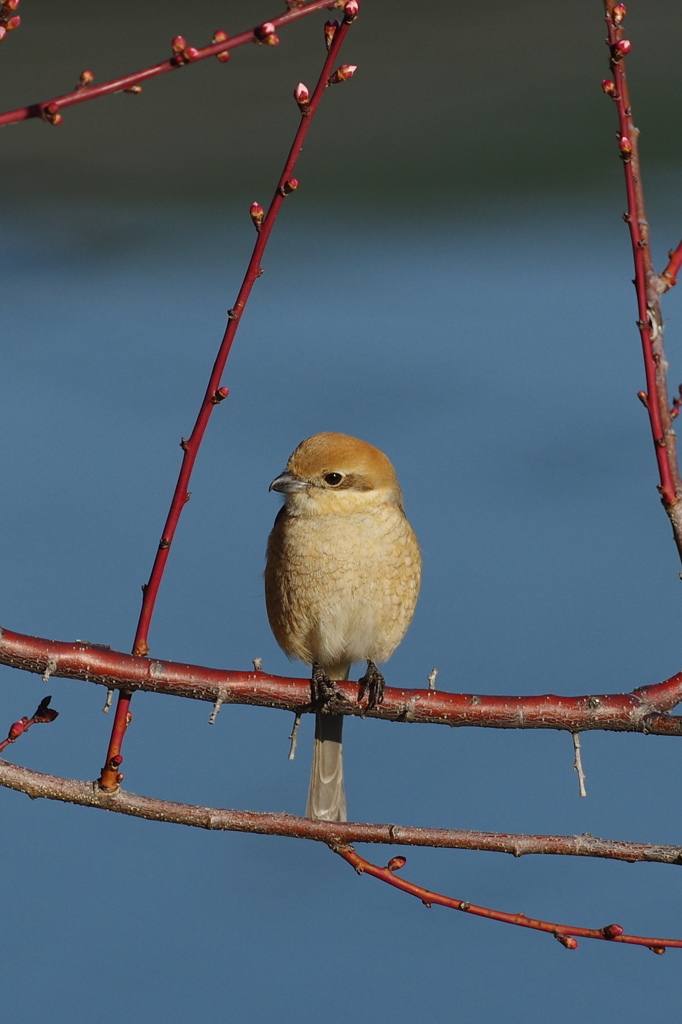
[329,64,357,85]
[250,202,265,230]
[43,104,62,125]
[256,22,279,45]
[324,19,339,50]
[555,934,578,949]
[8,719,27,741]
[213,29,230,61]
[294,82,310,110]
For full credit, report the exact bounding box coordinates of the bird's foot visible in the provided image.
[311,663,350,713]
[358,660,385,710]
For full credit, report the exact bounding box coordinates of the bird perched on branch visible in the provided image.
[265,432,421,822]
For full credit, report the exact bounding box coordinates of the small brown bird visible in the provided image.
[265,432,421,822]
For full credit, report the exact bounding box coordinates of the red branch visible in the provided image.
[334,847,679,953]
[98,6,358,789]
[0,1,343,128]
[2,625,682,735]
[130,11,355,659]
[602,3,682,542]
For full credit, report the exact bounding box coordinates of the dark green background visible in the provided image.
[2,0,681,203]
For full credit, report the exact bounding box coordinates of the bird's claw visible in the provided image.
[311,663,350,713]
[358,660,385,710]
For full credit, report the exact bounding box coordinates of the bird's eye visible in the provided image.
[324,472,343,486]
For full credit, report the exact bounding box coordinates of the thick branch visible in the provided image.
[2,625,682,734]
[1,758,681,866]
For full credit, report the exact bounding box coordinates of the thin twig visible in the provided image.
[572,732,587,797]
[99,7,358,790]
[208,698,223,725]
[333,846,680,953]
[288,713,302,760]
[603,2,682,557]
[0,697,58,754]
[0,1,342,128]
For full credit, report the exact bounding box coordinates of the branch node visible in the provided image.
[75,70,94,90]
[212,30,230,63]
[41,103,62,126]
[42,657,57,683]
[254,22,280,46]
[279,178,299,196]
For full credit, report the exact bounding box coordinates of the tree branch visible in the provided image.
[0,0,342,128]
[1,756,682,867]
[334,847,681,953]
[603,1,682,556]
[2,625,682,734]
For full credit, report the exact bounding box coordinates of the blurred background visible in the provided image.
[2,1,682,1021]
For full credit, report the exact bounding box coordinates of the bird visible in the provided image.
[264,432,421,822]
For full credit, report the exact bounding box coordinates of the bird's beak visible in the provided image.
[269,470,308,493]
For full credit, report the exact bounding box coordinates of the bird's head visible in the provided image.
[269,432,403,515]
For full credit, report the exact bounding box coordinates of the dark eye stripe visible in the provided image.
[335,472,373,491]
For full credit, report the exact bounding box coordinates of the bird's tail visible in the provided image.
[306,664,349,822]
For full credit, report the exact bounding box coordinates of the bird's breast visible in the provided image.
[265,503,421,669]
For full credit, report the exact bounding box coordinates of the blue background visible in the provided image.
[2,2,682,1021]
